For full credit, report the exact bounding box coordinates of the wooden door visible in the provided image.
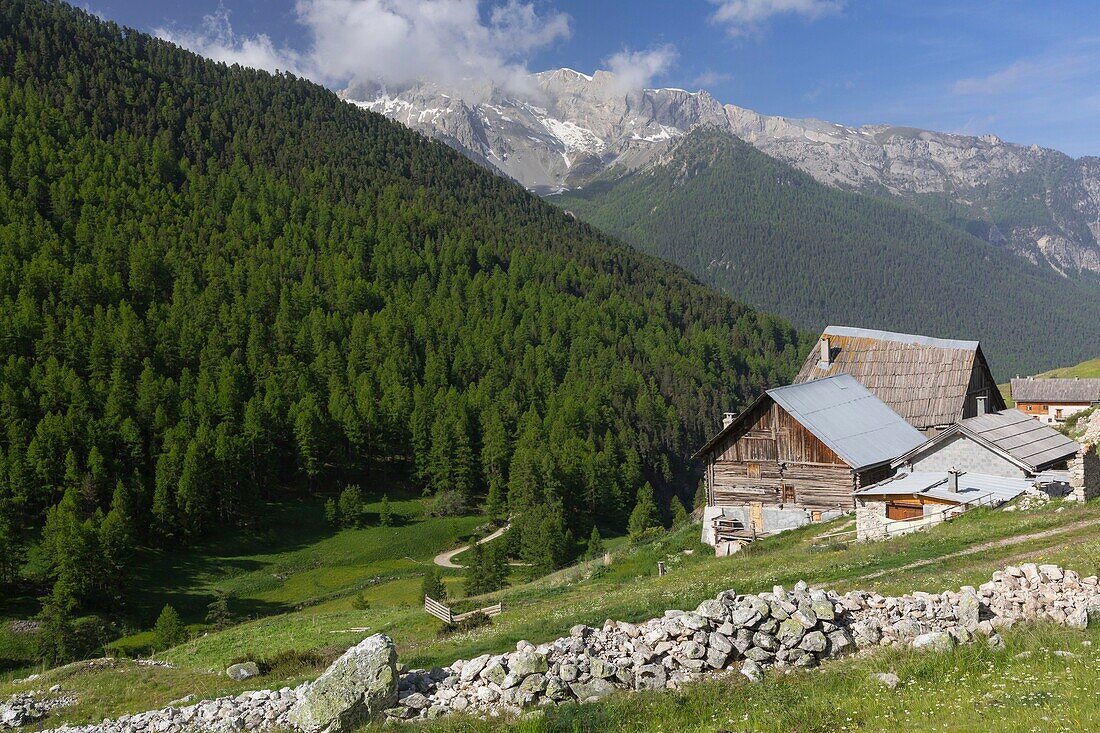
[780,485,795,504]
[886,502,923,521]
[749,502,764,532]
[747,463,761,480]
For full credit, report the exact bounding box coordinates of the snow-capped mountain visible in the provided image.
[345,68,1100,275]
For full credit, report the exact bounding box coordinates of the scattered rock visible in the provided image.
[874,672,900,689]
[226,662,261,681]
[288,634,398,733]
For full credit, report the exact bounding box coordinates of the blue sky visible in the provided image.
[90,0,1100,156]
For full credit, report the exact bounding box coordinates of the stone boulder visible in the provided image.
[288,634,397,733]
[226,662,261,681]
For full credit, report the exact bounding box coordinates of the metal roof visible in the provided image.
[855,470,1032,504]
[1010,377,1100,404]
[765,374,927,470]
[956,409,1080,470]
[793,325,1003,429]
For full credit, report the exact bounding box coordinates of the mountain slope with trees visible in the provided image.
[556,128,1100,379]
[0,0,806,639]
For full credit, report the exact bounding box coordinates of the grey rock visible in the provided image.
[634,664,667,691]
[798,631,827,653]
[570,678,618,702]
[288,634,398,733]
[226,662,260,681]
[874,672,900,689]
[511,652,548,677]
[740,659,764,682]
[912,632,955,652]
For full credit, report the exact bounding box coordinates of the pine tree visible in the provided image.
[324,498,338,526]
[338,485,363,528]
[586,525,605,559]
[98,481,134,609]
[36,587,78,665]
[422,566,446,602]
[378,495,392,527]
[153,604,185,650]
[205,590,234,630]
[464,541,486,596]
[693,479,707,510]
[628,482,662,543]
[671,495,690,528]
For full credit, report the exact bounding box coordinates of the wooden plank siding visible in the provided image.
[705,397,867,513]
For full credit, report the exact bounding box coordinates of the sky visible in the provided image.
[86,0,1100,157]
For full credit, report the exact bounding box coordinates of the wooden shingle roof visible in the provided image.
[794,326,1003,430]
[1010,377,1100,404]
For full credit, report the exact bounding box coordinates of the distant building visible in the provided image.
[693,374,925,550]
[1010,376,1100,425]
[794,326,1004,435]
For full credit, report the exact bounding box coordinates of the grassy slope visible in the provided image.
[8,499,1100,730]
[1,495,488,674]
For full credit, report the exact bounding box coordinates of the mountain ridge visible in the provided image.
[347,68,1100,277]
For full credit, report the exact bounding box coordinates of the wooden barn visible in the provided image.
[794,326,1005,434]
[694,374,926,547]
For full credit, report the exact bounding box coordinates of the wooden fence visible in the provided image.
[424,596,503,624]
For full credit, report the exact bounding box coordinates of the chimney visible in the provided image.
[975,395,988,415]
[722,412,735,428]
[947,469,959,493]
[819,336,832,365]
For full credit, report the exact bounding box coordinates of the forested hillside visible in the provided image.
[0,0,806,626]
[557,128,1100,379]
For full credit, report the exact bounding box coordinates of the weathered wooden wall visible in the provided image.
[705,398,862,512]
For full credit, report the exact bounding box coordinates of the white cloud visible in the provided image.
[952,55,1089,96]
[157,8,308,76]
[603,45,679,91]
[157,0,571,95]
[709,0,842,36]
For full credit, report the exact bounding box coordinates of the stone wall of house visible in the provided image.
[1069,443,1100,502]
[855,501,889,541]
[40,564,1100,733]
[908,434,1024,477]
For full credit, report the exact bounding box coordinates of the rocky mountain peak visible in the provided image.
[346,68,1100,275]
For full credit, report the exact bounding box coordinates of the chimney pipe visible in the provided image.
[722,412,735,429]
[948,469,959,494]
[975,395,988,415]
[819,336,832,365]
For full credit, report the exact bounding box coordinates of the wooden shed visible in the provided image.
[794,326,1004,434]
[694,374,926,543]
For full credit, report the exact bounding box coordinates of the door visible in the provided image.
[749,502,764,533]
[747,463,762,480]
[781,485,796,504]
[886,502,923,521]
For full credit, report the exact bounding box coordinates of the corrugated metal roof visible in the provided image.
[766,374,927,470]
[1010,377,1100,404]
[793,325,1003,429]
[856,470,1031,504]
[957,408,1080,470]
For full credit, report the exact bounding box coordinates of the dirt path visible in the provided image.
[858,515,1100,581]
[434,522,511,568]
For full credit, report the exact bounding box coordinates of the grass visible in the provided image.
[7,498,1100,730]
[1,493,489,676]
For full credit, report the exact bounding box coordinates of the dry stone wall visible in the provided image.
[41,563,1100,733]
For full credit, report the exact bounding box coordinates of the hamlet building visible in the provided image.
[693,374,925,551]
[794,326,1004,434]
[853,404,1090,540]
[1010,376,1100,425]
